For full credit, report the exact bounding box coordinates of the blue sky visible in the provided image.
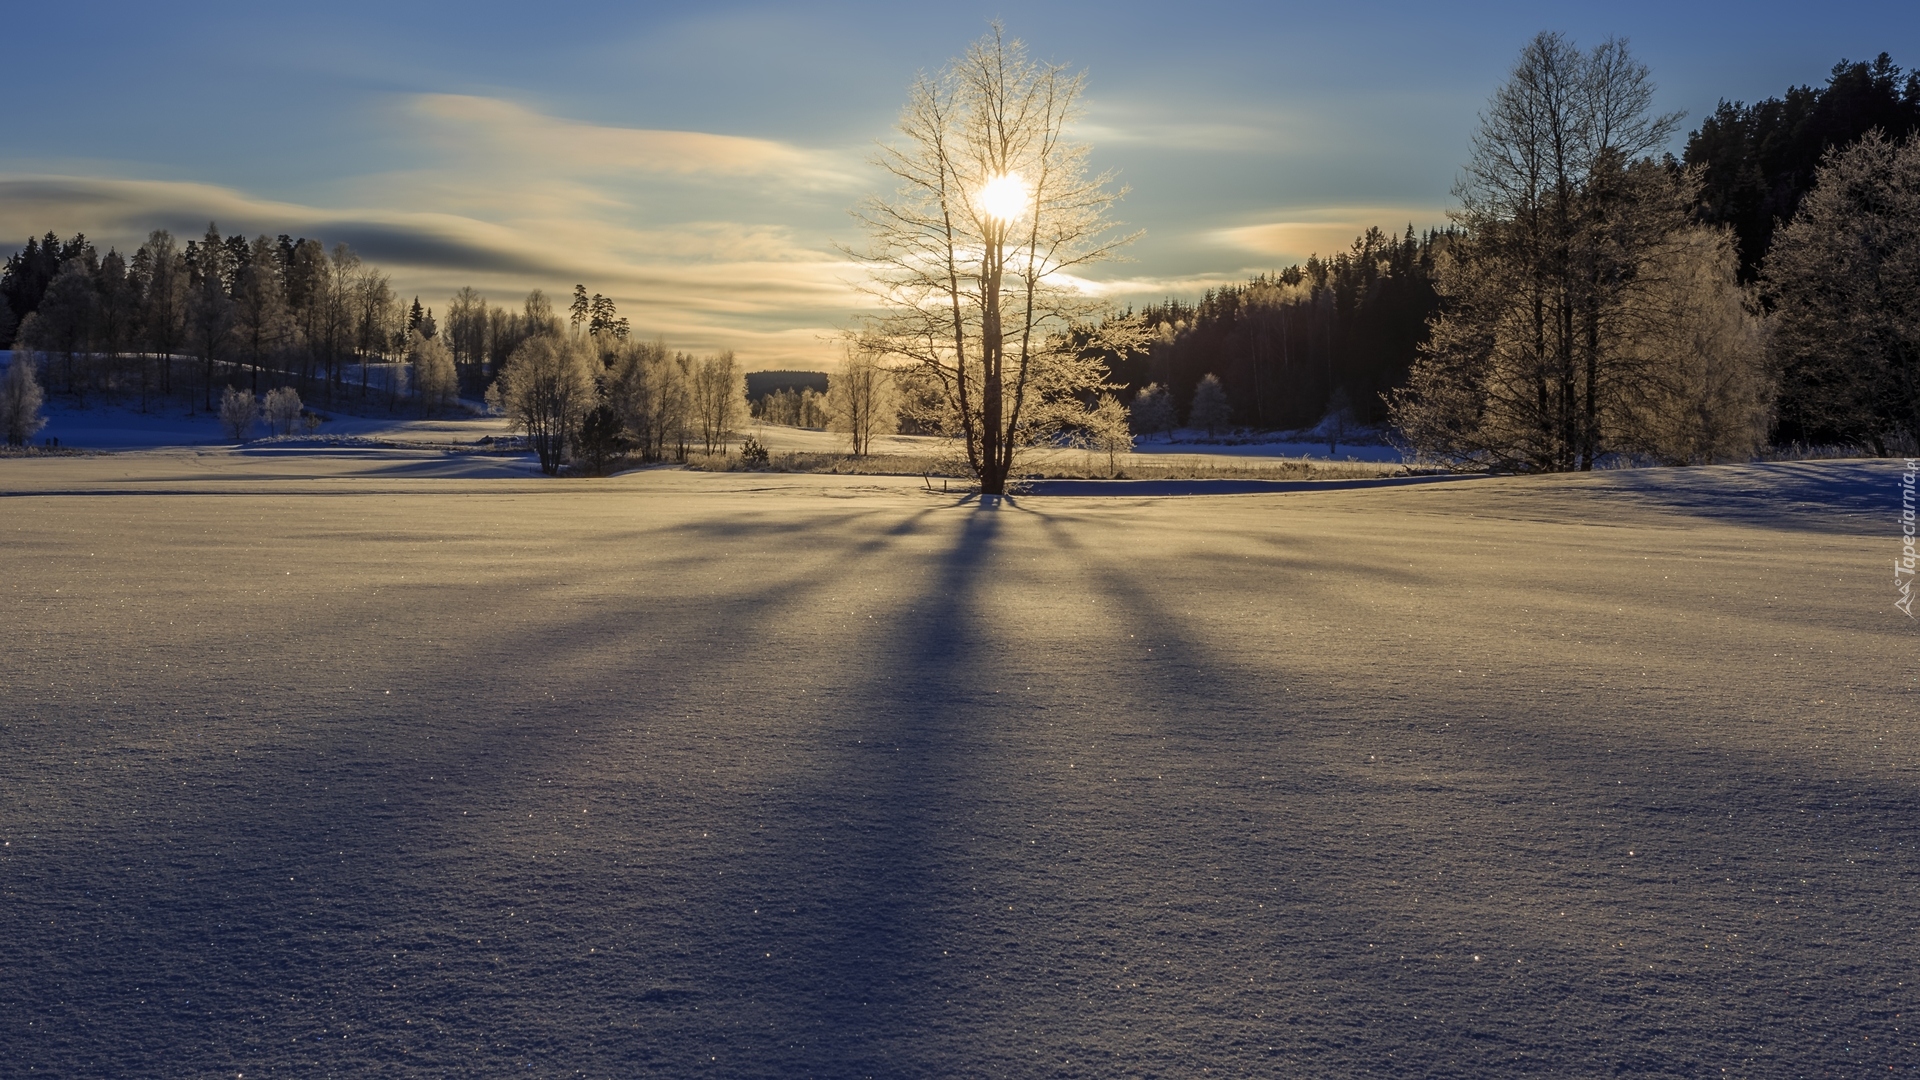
[3,1,1913,367]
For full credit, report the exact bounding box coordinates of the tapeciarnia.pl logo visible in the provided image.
[1899,458,1918,617]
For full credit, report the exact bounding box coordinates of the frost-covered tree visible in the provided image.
[828,344,894,456]
[1391,33,1686,471]
[33,259,96,395]
[218,385,258,442]
[444,286,489,384]
[1,353,48,446]
[1188,373,1231,435]
[409,330,459,415]
[1765,130,1920,453]
[1086,392,1133,474]
[851,25,1138,494]
[232,235,288,393]
[608,339,694,462]
[262,386,302,436]
[1129,382,1175,441]
[1319,386,1354,455]
[1620,228,1771,463]
[690,350,743,454]
[138,230,188,398]
[488,333,598,474]
[185,226,234,411]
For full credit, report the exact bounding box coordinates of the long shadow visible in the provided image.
[0,490,964,1077]
[1476,460,1904,535]
[661,499,1008,1075]
[7,485,1914,1076]
[1014,506,1920,1075]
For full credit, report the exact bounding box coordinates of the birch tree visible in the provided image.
[690,350,743,454]
[851,25,1138,494]
[488,333,597,474]
[828,343,894,455]
[232,235,288,393]
[138,230,188,398]
[1391,33,1685,471]
[409,330,459,414]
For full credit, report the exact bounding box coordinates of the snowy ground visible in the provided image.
[744,421,1409,466]
[1,453,1914,1076]
[23,397,519,451]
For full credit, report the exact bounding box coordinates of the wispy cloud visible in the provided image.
[404,94,862,189]
[1211,205,1452,263]
[0,95,1450,371]
[0,94,884,368]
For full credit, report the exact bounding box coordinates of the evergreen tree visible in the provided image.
[1765,131,1920,452]
[1687,53,1920,280]
[1128,383,1175,441]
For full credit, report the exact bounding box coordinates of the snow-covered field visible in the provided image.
[1,452,1912,1076]
[4,358,1402,466]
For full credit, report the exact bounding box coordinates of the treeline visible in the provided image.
[487,337,751,475]
[1688,53,1920,280]
[0,215,895,472]
[0,222,635,416]
[1115,45,1920,464]
[1093,225,1446,430]
[1687,53,1920,450]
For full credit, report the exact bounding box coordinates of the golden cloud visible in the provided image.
[1212,206,1451,262]
[406,94,860,188]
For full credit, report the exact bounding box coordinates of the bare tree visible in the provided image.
[32,260,96,397]
[488,333,598,474]
[185,227,234,411]
[445,286,488,386]
[354,266,394,398]
[95,249,138,399]
[690,350,743,454]
[851,25,1138,494]
[1392,33,1685,471]
[232,235,289,393]
[320,244,360,401]
[138,230,188,399]
[828,343,894,455]
[409,330,459,414]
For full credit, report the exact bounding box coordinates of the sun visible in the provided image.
[976,172,1029,223]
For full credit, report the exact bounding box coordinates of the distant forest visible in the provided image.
[1093,225,1446,429]
[0,222,628,412]
[1088,52,1920,440]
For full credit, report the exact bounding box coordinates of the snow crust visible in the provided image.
[0,454,1911,1074]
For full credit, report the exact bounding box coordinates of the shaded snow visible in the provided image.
[0,457,1913,1076]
